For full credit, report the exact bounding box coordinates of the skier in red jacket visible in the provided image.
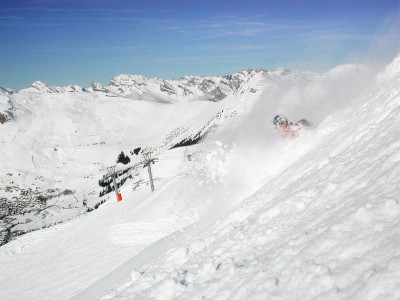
[272,114,312,137]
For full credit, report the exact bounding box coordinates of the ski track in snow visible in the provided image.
[1,56,400,299]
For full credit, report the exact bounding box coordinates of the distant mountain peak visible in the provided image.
[17,80,64,94]
[31,81,49,92]
[90,81,109,93]
[9,68,317,102]
[0,86,13,94]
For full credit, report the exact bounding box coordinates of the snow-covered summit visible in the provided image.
[0,87,13,95]
[110,74,150,87]
[106,69,272,102]
[64,84,86,93]
[88,81,109,93]
[16,81,64,94]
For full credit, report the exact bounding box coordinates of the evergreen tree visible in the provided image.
[116,151,130,165]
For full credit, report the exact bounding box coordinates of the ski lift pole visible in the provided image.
[106,166,119,201]
[143,151,157,192]
[147,161,154,192]
[112,174,118,199]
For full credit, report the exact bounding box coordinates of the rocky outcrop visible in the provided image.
[0,112,10,124]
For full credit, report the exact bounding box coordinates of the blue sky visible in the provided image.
[1,0,399,89]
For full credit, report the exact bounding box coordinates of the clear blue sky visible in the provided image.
[1,0,399,89]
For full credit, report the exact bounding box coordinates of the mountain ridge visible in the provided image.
[1,68,318,103]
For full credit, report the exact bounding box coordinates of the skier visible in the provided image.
[272,114,312,137]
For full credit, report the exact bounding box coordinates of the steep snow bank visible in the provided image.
[93,57,400,299]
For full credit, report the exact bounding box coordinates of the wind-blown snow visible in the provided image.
[0,55,400,300]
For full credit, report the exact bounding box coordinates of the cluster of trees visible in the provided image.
[116,148,142,165]
[98,177,113,188]
[86,199,106,212]
[99,185,113,197]
[99,177,127,197]
[117,151,130,165]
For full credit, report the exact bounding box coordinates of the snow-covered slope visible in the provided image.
[82,57,398,299]
[0,89,225,245]
[92,56,399,299]
[0,55,398,300]
[0,68,316,246]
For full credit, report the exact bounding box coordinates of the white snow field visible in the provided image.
[1,54,400,299]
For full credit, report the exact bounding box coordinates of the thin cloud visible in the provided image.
[37,45,153,53]
[0,13,176,25]
[1,7,140,13]
[103,17,175,23]
[189,16,379,47]
[192,28,269,41]
[0,16,21,20]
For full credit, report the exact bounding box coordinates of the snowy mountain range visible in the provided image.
[1,55,400,300]
[2,68,316,101]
